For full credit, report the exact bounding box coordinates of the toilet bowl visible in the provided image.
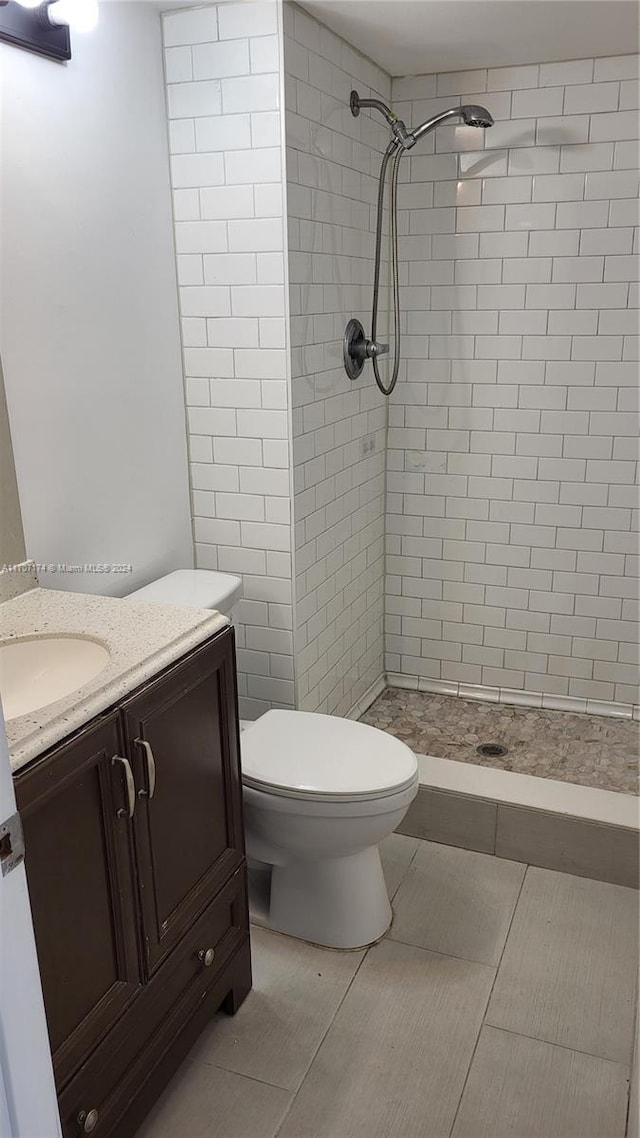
[241,710,418,949]
[125,570,418,950]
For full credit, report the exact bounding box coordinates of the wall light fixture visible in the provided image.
[0,0,98,61]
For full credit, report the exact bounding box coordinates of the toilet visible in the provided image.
[241,710,418,949]
[127,569,419,950]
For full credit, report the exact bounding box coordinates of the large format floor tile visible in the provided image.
[188,927,364,1091]
[486,866,639,1063]
[389,840,526,965]
[135,1060,291,1138]
[379,831,419,897]
[451,1025,630,1138]
[277,938,495,1138]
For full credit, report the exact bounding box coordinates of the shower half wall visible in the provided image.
[283,3,391,715]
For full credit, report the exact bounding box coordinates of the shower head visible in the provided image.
[349,90,493,151]
[409,103,494,146]
[460,104,495,129]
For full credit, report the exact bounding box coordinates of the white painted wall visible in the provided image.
[0,2,193,596]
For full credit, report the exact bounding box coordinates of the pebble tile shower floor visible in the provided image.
[136,835,638,1138]
[360,687,639,795]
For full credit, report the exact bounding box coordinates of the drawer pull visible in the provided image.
[134,738,156,799]
[198,947,215,968]
[77,1108,99,1133]
[111,756,135,819]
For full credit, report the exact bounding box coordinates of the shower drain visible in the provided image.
[476,742,509,758]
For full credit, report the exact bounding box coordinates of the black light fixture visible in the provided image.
[0,0,98,62]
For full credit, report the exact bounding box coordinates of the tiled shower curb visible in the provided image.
[399,754,638,890]
[347,675,638,890]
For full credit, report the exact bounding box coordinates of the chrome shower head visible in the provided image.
[349,91,494,151]
[460,104,495,129]
[409,103,494,146]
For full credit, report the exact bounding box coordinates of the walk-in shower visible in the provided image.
[343,91,494,396]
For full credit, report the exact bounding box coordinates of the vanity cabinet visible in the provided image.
[122,639,244,974]
[15,713,141,1091]
[14,626,251,1138]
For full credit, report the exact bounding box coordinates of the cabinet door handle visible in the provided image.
[111,756,136,819]
[77,1108,99,1133]
[134,739,156,799]
[198,947,215,968]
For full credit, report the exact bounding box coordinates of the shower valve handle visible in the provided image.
[343,318,389,380]
[366,340,389,359]
[352,336,389,363]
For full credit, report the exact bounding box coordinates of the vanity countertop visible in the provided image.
[1,586,228,774]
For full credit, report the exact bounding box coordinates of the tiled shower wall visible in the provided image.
[163,5,638,718]
[386,54,639,710]
[161,2,295,719]
[283,4,390,715]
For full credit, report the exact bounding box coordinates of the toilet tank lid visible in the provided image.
[128,570,242,612]
[240,710,418,799]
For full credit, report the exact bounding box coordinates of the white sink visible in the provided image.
[0,635,111,722]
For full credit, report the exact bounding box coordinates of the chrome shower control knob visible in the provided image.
[77,1108,99,1133]
[198,947,215,968]
[366,340,389,359]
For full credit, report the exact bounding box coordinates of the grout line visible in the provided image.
[388,838,420,901]
[477,1021,634,1068]
[446,861,529,1138]
[385,932,501,971]
[492,796,499,855]
[272,942,370,1136]
[193,1055,297,1095]
[623,990,639,1137]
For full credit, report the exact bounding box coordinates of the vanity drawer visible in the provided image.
[58,867,249,1138]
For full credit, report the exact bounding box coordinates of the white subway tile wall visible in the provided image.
[163,6,638,718]
[283,3,391,714]
[387,55,639,707]
[162,2,295,719]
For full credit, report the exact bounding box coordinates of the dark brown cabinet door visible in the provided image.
[15,713,142,1089]
[122,630,244,974]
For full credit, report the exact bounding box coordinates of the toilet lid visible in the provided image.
[240,710,418,801]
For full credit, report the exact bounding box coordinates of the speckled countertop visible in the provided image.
[1,587,228,774]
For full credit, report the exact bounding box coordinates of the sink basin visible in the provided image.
[0,635,111,722]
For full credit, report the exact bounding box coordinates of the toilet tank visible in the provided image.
[127,569,243,625]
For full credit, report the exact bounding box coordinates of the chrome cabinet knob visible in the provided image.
[198,947,215,968]
[78,1108,99,1133]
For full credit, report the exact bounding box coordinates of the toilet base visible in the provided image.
[249,846,392,950]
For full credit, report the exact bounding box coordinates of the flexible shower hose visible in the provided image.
[370,140,405,397]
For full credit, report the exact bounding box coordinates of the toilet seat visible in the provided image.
[240,710,418,803]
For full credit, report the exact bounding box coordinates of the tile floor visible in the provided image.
[361,687,640,795]
[136,835,638,1138]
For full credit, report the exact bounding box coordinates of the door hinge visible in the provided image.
[0,811,25,877]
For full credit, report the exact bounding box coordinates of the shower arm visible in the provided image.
[350,90,399,127]
[351,90,415,150]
